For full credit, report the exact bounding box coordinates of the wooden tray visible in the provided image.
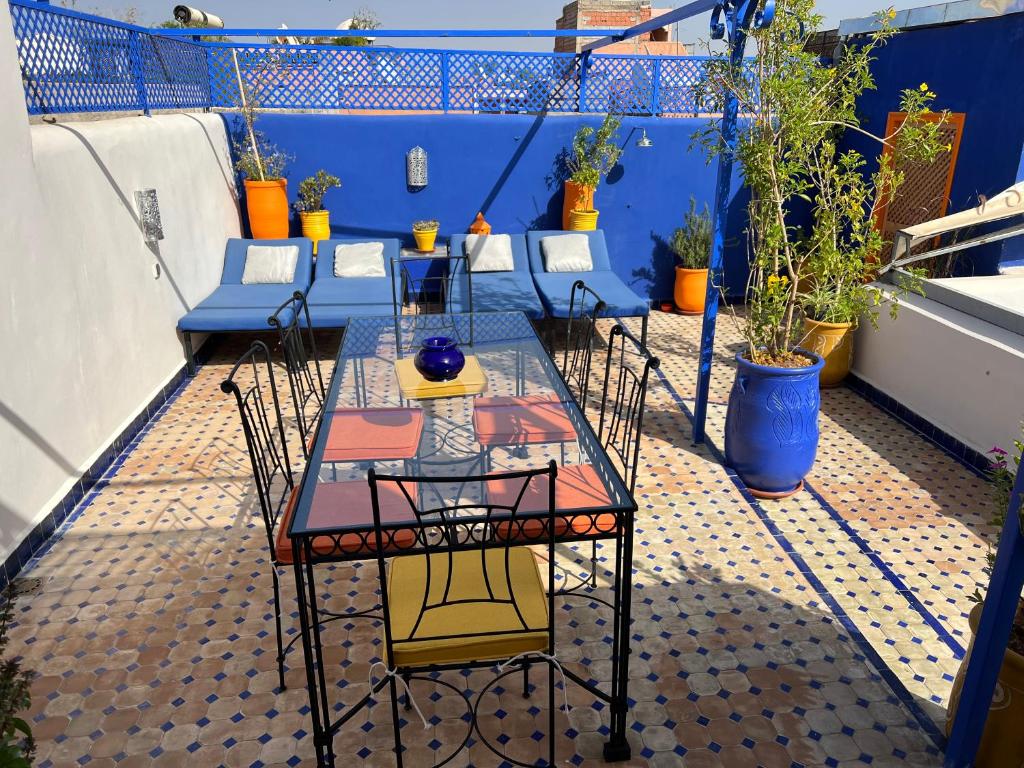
[394,355,488,400]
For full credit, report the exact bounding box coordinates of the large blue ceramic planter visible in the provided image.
[724,349,825,498]
[414,336,466,382]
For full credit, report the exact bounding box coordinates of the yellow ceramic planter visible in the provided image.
[413,228,438,252]
[947,604,1024,767]
[802,318,854,388]
[562,181,595,230]
[299,210,331,254]
[674,267,708,315]
[568,209,599,231]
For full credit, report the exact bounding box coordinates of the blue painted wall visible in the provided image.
[848,13,1024,275]
[226,113,750,300]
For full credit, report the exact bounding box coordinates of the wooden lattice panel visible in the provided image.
[876,112,965,263]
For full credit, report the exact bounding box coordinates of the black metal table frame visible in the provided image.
[288,312,638,766]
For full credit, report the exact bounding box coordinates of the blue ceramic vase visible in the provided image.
[413,336,466,382]
[724,349,825,498]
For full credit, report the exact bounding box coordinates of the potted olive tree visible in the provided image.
[563,114,622,230]
[696,0,946,497]
[233,69,291,239]
[670,197,712,314]
[947,434,1024,767]
[294,170,341,254]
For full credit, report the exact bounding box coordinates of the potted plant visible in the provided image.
[670,197,712,314]
[232,69,292,239]
[695,1,946,497]
[797,80,945,387]
[294,170,341,254]
[413,219,440,252]
[563,114,622,230]
[947,434,1024,767]
[0,586,35,768]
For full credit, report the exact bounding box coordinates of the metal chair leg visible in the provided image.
[522,661,530,698]
[590,541,599,588]
[641,314,649,349]
[388,675,405,768]
[271,569,286,691]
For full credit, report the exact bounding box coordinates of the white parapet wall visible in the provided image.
[853,285,1024,458]
[0,4,241,567]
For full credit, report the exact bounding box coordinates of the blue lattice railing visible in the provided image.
[8,0,749,117]
[10,0,210,114]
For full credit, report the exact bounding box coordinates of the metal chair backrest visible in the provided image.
[269,291,326,456]
[221,340,294,559]
[368,462,557,659]
[563,280,606,413]
[390,252,472,317]
[596,324,660,496]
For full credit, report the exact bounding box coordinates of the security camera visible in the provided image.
[173,5,225,28]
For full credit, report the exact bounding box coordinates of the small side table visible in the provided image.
[397,243,450,313]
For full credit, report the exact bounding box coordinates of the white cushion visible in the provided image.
[541,234,593,273]
[334,242,386,278]
[464,234,515,272]
[241,245,299,284]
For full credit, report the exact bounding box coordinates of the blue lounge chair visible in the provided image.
[526,229,650,344]
[302,238,400,329]
[178,238,313,373]
[448,234,544,319]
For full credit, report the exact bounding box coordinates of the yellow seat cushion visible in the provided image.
[387,547,550,668]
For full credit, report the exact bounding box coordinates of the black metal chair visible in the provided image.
[572,322,660,589]
[562,280,606,414]
[220,341,296,690]
[362,462,564,768]
[221,341,380,691]
[269,291,326,458]
[390,252,472,318]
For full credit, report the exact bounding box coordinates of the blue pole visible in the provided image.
[945,467,1024,767]
[692,2,765,442]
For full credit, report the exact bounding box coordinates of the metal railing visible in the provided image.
[8,0,752,117]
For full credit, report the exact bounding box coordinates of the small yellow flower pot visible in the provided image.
[413,227,439,252]
[299,210,331,254]
[568,209,599,231]
[802,318,854,387]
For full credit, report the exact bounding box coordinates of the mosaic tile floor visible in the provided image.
[8,312,996,767]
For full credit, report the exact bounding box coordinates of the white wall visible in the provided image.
[0,4,241,564]
[853,287,1024,458]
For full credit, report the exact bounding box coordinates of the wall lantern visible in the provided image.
[135,188,164,243]
[406,146,428,188]
[636,129,653,149]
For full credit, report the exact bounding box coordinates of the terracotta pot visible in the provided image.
[947,603,1024,767]
[244,179,289,239]
[568,209,599,231]
[802,318,854,388]
[413,228,438,252]
[299,210,330,255]
[469,212,491,235]
[674,267,708,315]
[563,181,595,230]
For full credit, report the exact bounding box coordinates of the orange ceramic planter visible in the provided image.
[802,318,854,388]
[244,179,289,239]
[947,604,1024,767]
[562,182,595,230]
[674,267,708,315]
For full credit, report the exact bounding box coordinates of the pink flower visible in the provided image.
[989,446,1008,456]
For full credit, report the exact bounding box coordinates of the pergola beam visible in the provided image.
[149,27,630,39]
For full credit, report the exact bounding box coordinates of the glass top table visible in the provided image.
[288,311,634,541]
[286,311,640,764]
